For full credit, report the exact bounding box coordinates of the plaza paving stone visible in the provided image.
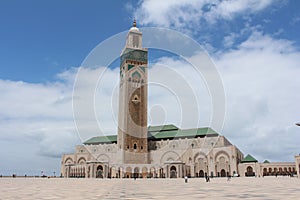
[0,176,299,199]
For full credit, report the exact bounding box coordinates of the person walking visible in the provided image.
[184,176,188,183]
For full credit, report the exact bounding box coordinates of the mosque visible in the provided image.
[61,21,300,179]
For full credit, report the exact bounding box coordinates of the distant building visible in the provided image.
[238,155,296,177]
[61,21,299,179]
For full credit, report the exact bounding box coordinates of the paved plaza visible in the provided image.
[0,177,299,199]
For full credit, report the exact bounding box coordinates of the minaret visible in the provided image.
[117,20,148,164]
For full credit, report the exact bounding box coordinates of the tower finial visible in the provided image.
[133,18,136,27]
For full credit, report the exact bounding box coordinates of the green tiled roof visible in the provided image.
[149,127,218,140]
[148,124,179,132]
[241,154,258,163]
[84,126,218,144]
[84,135,117,145]
[263,160,270,163]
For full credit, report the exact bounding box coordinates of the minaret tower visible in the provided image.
[117,20,148,164]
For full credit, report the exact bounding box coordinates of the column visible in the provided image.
[178,165,182,178]
[120,167,123,179]
[105,165,108,178]
[166,166,169,178]
[67,166,70,178]
[190,164,195,177]
[92,164,95,178]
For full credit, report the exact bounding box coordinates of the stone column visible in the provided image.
[178,164,181,178]
[190,164,195,177]
[118,167,122,178]
[106,165,109,178]
[157,168,160,178]
[166,165,169,178]
[295,155,300,178]
[92,164,95,178]
[66,166,70,178]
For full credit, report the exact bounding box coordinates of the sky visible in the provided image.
[0,0,300,176]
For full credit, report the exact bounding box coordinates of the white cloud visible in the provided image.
[0,73,80,175]
[0,80,71,119]
[215,31,300,161]
[239,31,295,52]
[148,57,213,129]
[223,33,239,48]
[134,0,277,31]
[205,0,274,22]
[135,0,202,28]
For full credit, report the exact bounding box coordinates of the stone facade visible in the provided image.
[61,127,244,178]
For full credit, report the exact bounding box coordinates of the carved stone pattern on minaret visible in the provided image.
[128,86,147,127]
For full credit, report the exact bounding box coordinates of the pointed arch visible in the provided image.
[214,150,230,161]
[194,152,207,162]
[96,154,110,162]
[132,71,141,79]
[65,157,74,164]
[77,157,86,165]
[160,151,180,164]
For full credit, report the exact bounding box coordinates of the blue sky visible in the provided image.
[1,0,299,83]
[0,0,300,176]
[0,0,131,82]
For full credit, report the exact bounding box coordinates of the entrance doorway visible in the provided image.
[220,169,226,177]
[170,166,177,178]
[96,165,103,178]
[245,166,255,176]
[134,167,140,178]
[125,167,132,178]
[199,170,204,177]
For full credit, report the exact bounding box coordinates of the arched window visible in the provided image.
[133,143,137,149]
